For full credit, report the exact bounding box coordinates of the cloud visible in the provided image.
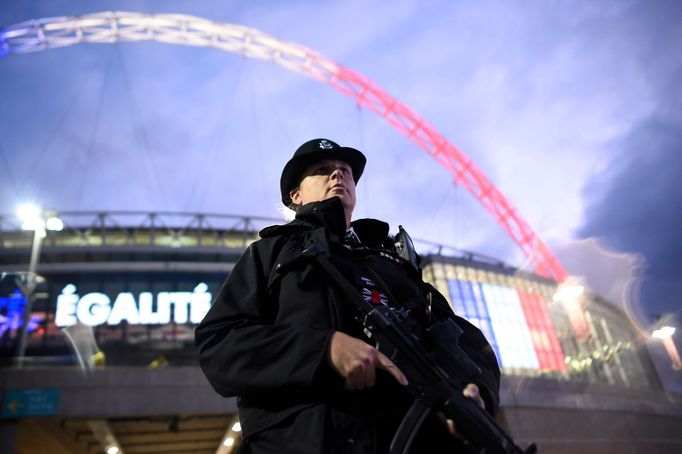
[2,0,681,291]
[548,235,648,330]
[319,1,670,253]
[576,1,682,322]
[579,111,682,322]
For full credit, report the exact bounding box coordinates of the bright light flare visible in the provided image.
[652,326,676,339]
[553,283,584,302]
[106,447,119,454]
[17,203,44,231]
[231,421,241,432]
[46,216,64,231]
[17,203,41,222]
[223,437,235,447]
[552,277,590,342]
[17,204,63,231]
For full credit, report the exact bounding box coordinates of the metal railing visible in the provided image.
[0,211,282,251]
[1,210,522,273]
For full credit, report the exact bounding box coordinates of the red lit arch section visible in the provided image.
[0,11,567,281]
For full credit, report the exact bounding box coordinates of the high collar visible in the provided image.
[259,197,391,247]
[259,197,347,238]
[295,197,348,236]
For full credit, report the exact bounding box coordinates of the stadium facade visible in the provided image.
[1,212,681,453]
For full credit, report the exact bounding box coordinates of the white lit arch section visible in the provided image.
[0,11,568,282]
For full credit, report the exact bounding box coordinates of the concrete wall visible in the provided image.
[500,375,682,453]
[0,366,235,418]
[2,367,681,452]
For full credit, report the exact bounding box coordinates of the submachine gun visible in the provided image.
[280,241,537,454]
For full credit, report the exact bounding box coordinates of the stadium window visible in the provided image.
[517,290,567,372]
[481,283,539,371]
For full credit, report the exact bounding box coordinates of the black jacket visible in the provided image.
[195,197,500,453]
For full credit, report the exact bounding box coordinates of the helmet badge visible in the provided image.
[318,139,334,149]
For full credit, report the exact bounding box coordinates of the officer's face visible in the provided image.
[290,159,356,214]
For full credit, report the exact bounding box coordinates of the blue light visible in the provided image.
[448,279,501,364]
[0,290,40,339]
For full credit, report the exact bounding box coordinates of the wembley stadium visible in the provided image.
[1,8,682,454]
[1,211,680,453]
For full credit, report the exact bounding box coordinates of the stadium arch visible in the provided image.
[0,11,568,282]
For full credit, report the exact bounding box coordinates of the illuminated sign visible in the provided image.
[55,283,211,327]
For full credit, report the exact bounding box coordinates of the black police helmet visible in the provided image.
[280,138,366,206]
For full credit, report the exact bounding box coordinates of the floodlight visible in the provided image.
[17,203,44,231]
[46,216,64,231]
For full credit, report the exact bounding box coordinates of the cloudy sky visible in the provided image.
[1,1,680,365]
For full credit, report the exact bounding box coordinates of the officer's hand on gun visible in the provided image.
[328,331,409,389]
[327,331,485,409]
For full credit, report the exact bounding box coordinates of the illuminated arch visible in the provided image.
[0,11,568,281]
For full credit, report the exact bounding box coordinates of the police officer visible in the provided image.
[196,138,500,453]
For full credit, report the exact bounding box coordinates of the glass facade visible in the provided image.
[0,220,663,392]
[422,258,661,391]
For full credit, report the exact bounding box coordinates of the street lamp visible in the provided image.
[652,326,676,339]
[14,203,62,367]
[651,320,681,371]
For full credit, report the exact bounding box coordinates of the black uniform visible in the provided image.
[195,197,500,453]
